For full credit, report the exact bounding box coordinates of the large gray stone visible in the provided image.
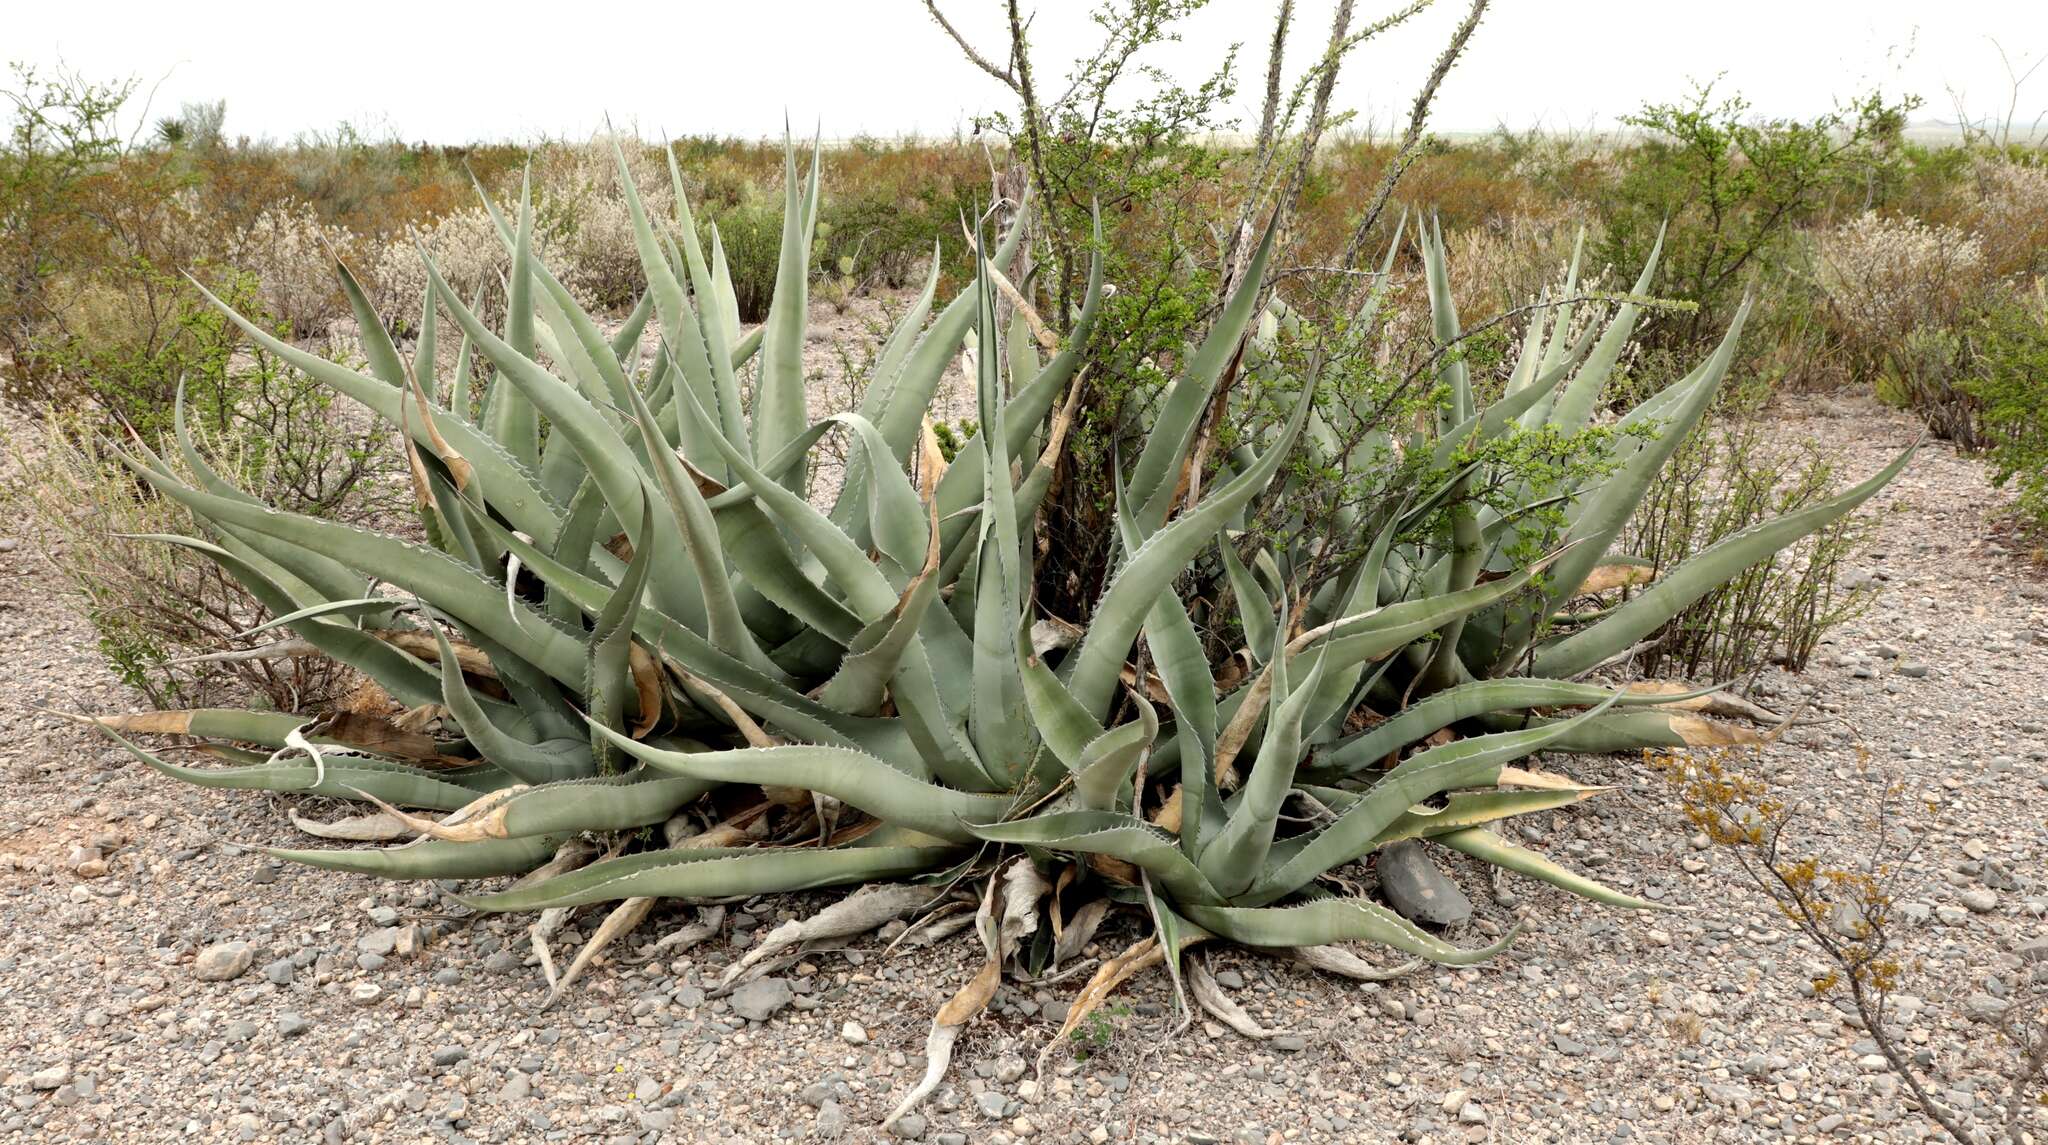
[1376,841,1472,926]
[729,977,794,1023]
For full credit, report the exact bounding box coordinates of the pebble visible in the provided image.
[29,1065,70,1091]
[277,1013,311,1037]
[193,941,254,982]
[261,957,295,985]
[430,1045,468,1067]
[840,1021,868,1045]
[350,982,382,1007]
[891,1113,928,1140]
[1959,888,1999,914]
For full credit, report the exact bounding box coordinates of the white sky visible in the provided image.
[14,1,2047,144]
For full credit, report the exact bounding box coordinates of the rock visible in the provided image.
[1895,662,1930,678]
[2016,935,2048,963]
[729,977,794,1022]
[840,1021,868,1045]
[1458,1102,1486,1125]
[29,1065,71,1091]
[1272,1035,1308,1053]
[1817,1113,1845,1133]
[1966,993,2010,1022]
[431,1046,468,1067]
[357,927,402,956]
[1959,888,1998,914]
[278,1013,311,1038]
[975,1091,1009,1118]
[1214,969,1245,990]
[499,1074,532,1102]
[814,1099,848,1138]
[262,958,295,986]
[350,982,382,1007]
[890,1112,928,1140]
[1828,900,1868,938]
[224,1020,259,1043]
[194,941,254,982]
[1376,840,1472,926]
[1552,1034,1590,1057]
[994,1055,1027,1083]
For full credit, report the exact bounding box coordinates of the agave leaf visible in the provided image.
[590,726,1011,843]
[1016,615,1107,770]
[1511,299,1753,664]
[624,382,776,673]
[269,833,564,879]
[142,534,447,711]
[1313,677,1722,776]
[968,233,1030,782]
[1073,699,1159,812]
[1127,222,1277,526]
[1546,223,1665,433]
[1367,787,1608,844]
[1182,898,1516,963]
[428,620,593,784]
[1248,693,1622,905]
[754,133,817,486]
[1066,356,1316,722]
[815,523,943,716]
[94,724,495,810]
[963,811,1223,906]
[334,258,406,387]
[459,767,716,839]
[1200,646,1327,897]
[180,283,563,546]
[461,844,956,912]
[1436,826,1662,910]
[119,458,592,689]
[1531,442,1914,677]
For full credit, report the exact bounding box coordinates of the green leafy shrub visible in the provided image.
[1969,283,2048,536]
[1622,412,1873,683]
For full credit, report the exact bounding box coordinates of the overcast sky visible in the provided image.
[14,1,2046,144]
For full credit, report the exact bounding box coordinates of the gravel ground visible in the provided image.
[0,366,2043,1145]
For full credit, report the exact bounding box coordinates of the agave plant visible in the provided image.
[68,138,1907,1123]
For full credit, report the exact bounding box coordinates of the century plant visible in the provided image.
[64,138,1908,1123]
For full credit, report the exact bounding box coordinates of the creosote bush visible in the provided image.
[58,132,1918,1130]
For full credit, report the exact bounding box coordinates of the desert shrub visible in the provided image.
[226,199,360,338]
[2,413,358,709]
[1,63,136,392]
[533,136,676,311]
[1965,157,2048,277]
[1817,211,1986,366]
[1622,411,1871,684]
[700,188,784,324]
[1815,210,1991,440]
[1601,82,1920,348]
[370,205,506,331]
[1968,282,2048,536]
[2,267,406,705]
